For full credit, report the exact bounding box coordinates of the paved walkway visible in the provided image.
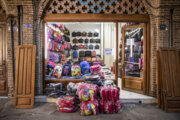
[0,98,179,120]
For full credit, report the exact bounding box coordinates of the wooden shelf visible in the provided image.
[125,61,139,65]
[45,79,85,83]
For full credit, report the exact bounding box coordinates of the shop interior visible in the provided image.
[45,22,154,99]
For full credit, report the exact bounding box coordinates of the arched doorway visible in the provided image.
[36,0,151,97]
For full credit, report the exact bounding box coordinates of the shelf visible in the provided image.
[45,79,85,83]
[125,61,139,65]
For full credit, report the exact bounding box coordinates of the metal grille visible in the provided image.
[46,0,147,14]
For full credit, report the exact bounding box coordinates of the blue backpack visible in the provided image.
[73,50,78,58]
[62,63,71,76]
[80,61,91,75]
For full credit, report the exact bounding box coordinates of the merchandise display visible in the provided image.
[124,28,144,78]
[45,23,102,80]
[58,95,77,113]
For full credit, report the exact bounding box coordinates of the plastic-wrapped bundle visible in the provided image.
[99,100,122,114]
[84,75,103,86]
[80,100,99,115]
[114,100,122,113]
[59,106,76,113]
[77,83,99,96]
[67,82,82,94]
[58,95,76,105]
[103,80,115,86]
[100,86,119,101]
[45,83,65,98]
[58,95,77,113]
[90,65,105,79]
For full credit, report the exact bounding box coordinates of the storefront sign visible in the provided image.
[23,24,32,28]
[160,24,166,30]
[104,48,113,56]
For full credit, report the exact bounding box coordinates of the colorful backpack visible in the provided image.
[71,64,81,76]
[80,61,91,75]
[64,42,68,50]
[54,64,63,78]
[48,40,53,51]
[73,50,78,59]
[92,51,96,57]
[62,63,71,76]
[60,44,65,51]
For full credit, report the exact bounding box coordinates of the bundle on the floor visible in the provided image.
[58,95,77,113]
[100,86,120,101]
[77,83,100,115]
[99,100,122,114]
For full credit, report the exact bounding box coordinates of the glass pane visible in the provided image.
[124,27,143,78]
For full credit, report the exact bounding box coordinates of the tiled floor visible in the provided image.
[118,78,156,101]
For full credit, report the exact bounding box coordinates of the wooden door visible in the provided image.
[157,48,180,112]
[0,24,7,96]
[121,24,146,94]
[14,45,36,109]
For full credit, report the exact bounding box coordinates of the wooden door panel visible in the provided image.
[158,48,180,112]
[121,24,146,94]
[0,24,7,96]
[125,79,142,90]
[14,45,36,109]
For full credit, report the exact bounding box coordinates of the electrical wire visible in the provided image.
[144,0,161,9]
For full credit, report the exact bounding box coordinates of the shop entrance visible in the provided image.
[43,14,151,98]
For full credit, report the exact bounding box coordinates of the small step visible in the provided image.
[34,96,157,104]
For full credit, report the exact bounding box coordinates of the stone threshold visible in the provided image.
[34,96,157,104]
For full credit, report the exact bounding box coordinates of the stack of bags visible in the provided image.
[77,83,99,115]
[84,75,103,86]
[99,86,122,114]
[90,65,104,79]
[58,95,77,113]
[45,83,66,98]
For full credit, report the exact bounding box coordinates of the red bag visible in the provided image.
[114,100,122,113]
[58,95,76,105]
[59,106,76,113]
[99,100,105,114]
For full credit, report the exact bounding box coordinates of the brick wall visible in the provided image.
[1,0,180,97]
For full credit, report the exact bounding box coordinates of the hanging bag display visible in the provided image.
[89,45,94,49]
[84,45,88,49]
[79,51,85,57]
[73,38,78,43]
[82,32,87,37]
[62,63,71,76]
[95,39,100,43]
[94,32,99,37]
[85,51,92,57]
[80,61,91,75]
[73,50,78,59]
[78,38,84,43]
[54,64,63,78]
[76,32,81,37]
[85,38,89,43]
[72,45,78,50]
[92,51,96,57]
[78,45,84,49]
[88,32,93,37]
[90,39,95,43]
[95,45,99,49]
[71,64,81,76]
[72,32,76,37]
